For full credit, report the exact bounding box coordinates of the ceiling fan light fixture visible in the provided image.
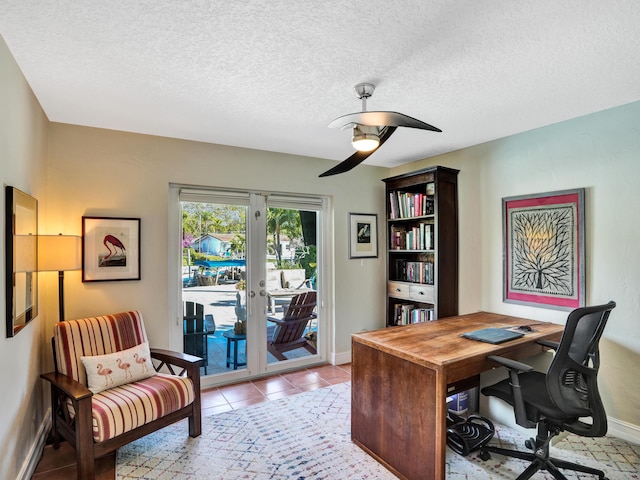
[352,125,380,152]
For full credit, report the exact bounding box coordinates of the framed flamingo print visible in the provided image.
[82,216,141,282]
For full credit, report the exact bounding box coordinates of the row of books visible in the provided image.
[392,304,436,326]
[389,190,434,219]
[390,223,434,251]
[395,259,435,284]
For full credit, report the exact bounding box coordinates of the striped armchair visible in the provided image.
[40,311,202,479]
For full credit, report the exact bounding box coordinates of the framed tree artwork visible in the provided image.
[503,188,585,310]
[82,216,141,282]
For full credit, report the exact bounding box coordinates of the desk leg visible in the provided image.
[351,340,447,480]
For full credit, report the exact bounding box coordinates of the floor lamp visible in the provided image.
[38,234,82,322]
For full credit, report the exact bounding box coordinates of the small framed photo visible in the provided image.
[349,213,378,259]
[82,216,141,282]
[503,188,585,310]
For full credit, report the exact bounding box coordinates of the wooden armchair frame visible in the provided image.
[41,348,201,479]
[40,313,202,480]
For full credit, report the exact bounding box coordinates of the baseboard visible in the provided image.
[608,416,640,445]
[331,350,352,366]
[18,407,52,480]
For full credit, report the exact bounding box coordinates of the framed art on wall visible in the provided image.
[503,188,585,310]
[5,186,38,337]
[82,216,141,282]
[349,213,378,259]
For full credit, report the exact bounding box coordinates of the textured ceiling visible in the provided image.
[2,1,640,171]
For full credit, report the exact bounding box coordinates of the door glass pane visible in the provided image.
[181,200,248,375]
[266,207,318,364]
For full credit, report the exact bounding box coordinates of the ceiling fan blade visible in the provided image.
[329,111,441,132]
[319,127,397,177]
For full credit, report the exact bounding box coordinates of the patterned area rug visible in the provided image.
[117,382,639,479]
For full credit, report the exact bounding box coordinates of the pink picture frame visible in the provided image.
[503,188,585,310]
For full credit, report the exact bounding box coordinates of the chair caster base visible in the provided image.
[478,449,491,461]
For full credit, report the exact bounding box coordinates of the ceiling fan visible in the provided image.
[319,83,442,177]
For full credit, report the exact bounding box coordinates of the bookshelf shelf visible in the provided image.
[383,166,459,326]
[387,214,435,221]
[389,249,435,253]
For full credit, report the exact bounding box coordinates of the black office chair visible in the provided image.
[479,301,616,480]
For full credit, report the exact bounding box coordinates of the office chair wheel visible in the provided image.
[478,449,491,461]
[524,438,534,450]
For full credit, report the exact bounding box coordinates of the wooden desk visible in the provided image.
[351,311,564,480]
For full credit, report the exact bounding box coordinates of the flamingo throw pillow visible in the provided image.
[81,342,156,394]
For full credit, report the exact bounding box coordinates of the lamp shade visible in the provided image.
[38,235,82,272]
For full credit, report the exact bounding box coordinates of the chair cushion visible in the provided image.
[281,269,307,288]
[266,269,283,290]
[54,311,148,386]
[88,373,195,442]
[81,342,156,394]
[482,371,578,423]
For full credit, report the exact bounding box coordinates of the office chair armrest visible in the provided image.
[486,355,536,428]
[536,339,560,350]
[487,355,534,372]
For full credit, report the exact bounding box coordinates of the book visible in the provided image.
[395,259,434,284]
[389,191,435,218]
[393,303,415,325]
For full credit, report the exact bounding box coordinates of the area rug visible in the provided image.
[117,382,639,479]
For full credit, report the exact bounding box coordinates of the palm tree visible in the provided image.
[229,234,246,258]
[267,208,302,265]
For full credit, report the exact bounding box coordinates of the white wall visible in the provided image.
[46,123,389,362]
[392,101,640,435]
[0,36,50,480]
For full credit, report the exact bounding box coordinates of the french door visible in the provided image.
[171,185,327,385]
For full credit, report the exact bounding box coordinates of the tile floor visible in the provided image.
[31,363,351,479]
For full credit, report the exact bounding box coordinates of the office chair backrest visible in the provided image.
[546,301,616,437]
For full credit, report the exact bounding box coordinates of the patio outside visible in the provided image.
[182,270,316,376]
[181,201,318,376]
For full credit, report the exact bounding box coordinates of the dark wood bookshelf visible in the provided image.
[382,166,459,326]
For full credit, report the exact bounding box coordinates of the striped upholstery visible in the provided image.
[54,311,148,385]
[54,311,195,442]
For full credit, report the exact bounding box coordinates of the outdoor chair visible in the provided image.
[479,301,616,479]
[40,311,202,480]
[266,268,313,313]
[183,301,216,374]
[267,291,317,361]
